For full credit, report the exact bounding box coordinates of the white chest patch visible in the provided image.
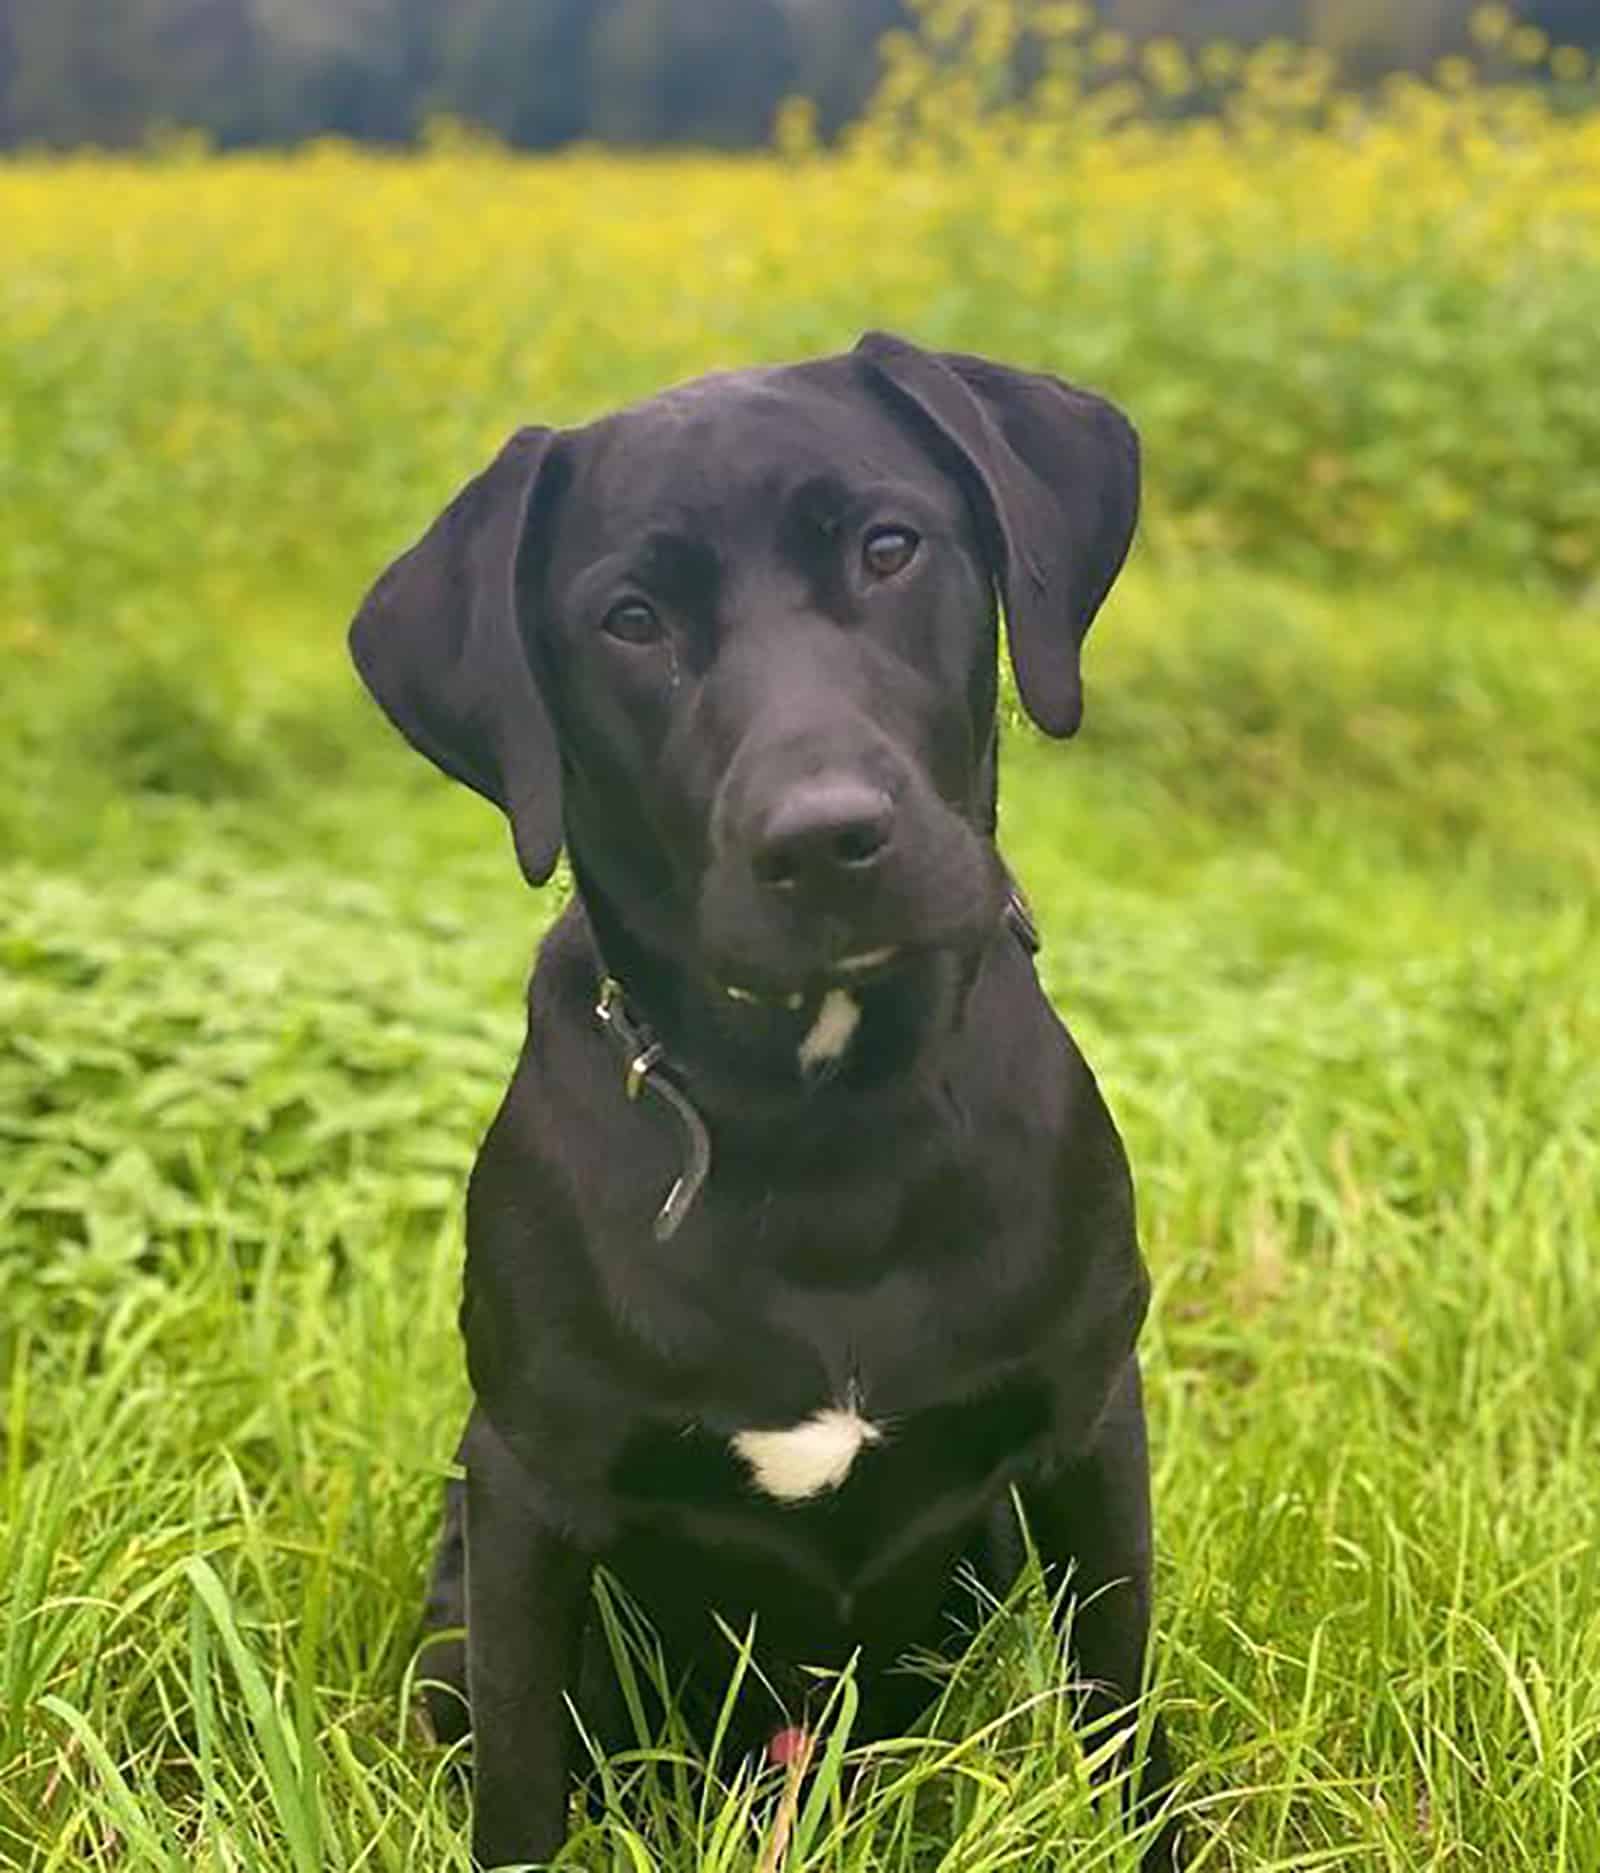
[731,1405,883,1502]
[797,988,860,1075]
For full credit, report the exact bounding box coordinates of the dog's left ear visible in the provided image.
[854,331,1139,737]
[348,427,563,885]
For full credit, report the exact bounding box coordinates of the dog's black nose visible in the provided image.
[752,780,893,894]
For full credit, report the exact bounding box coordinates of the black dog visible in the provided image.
[349,332,1178,1868]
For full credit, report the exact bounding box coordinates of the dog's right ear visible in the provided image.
[348,428,562,885]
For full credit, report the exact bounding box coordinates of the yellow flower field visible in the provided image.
[3,35,1598,667]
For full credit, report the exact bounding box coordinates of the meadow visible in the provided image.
[3,19,1600,1869]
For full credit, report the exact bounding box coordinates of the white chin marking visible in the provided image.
[798,988,859,1073]
[732,1406,883,1502]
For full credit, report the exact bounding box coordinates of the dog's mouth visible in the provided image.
[718,943,906,1010]
[832,944,899,978]
[694,907,998,1090]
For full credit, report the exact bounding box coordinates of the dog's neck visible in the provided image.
[567,857,988,1127]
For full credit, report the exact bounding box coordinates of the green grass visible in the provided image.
[3,560,1598,1869]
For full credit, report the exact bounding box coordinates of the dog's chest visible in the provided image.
[603,1153,1067,1561]
[611,1367,1052,1539]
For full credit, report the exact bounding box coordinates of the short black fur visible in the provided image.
[350,333,1179,1869]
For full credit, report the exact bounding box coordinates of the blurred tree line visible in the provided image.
[0,0,1594,150]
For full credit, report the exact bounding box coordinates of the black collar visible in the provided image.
[592,972,712,1242]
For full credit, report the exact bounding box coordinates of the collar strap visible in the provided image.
[1004,878,1040,955]
[594,976,712,1242]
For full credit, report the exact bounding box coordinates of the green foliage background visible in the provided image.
[3,25,1599,1868]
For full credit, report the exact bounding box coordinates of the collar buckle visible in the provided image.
[625,1041,665,1101]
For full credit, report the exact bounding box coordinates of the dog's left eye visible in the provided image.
[601,598,663,644]
[862,527,919,579]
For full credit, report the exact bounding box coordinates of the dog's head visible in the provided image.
[350,333,1137,1003]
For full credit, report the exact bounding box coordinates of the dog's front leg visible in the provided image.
[463,1410,592,1870]
[1017,1359,1181,1871]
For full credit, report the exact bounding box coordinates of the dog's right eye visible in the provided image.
[862,526,920,579]
[601,598,663,645]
